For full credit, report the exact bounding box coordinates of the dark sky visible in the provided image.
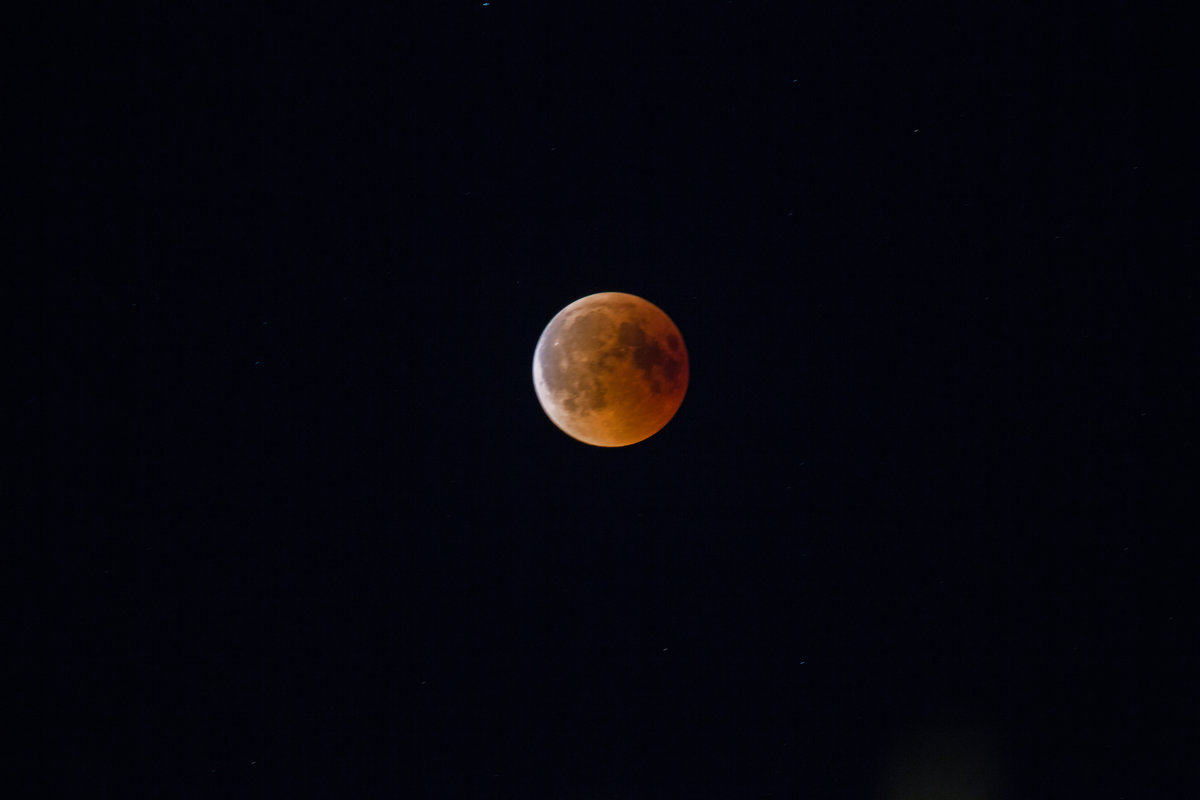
[31,2,1182,797]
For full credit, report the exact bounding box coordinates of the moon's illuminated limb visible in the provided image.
[533,292,688,447]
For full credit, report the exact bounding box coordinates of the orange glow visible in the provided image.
[533,292,689,447]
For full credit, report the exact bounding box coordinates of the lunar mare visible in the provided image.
[533,292,688,447]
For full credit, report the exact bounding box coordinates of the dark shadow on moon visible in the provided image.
[619,320,683,394]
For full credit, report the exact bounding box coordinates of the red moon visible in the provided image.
[533,292,689,447]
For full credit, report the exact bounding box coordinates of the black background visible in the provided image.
[29,2,1185,797]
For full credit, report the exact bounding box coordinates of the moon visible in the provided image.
[533,292,689,447]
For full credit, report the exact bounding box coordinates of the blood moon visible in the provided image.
[533,292,689,447]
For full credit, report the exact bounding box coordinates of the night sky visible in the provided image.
[31,2,1182,797]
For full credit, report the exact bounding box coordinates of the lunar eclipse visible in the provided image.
[533,292,689,447]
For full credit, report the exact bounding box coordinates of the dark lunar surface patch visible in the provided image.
[618,321,647,348]
[613,319,684,394]
[660,353,683,384]
[634,339,666,378]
